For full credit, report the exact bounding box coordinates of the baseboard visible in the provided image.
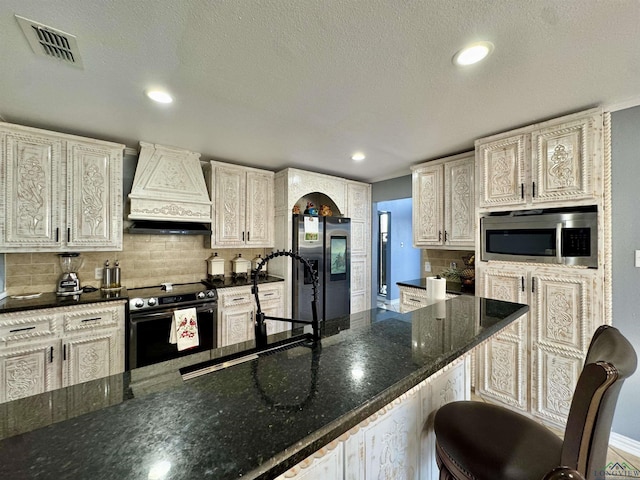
[610,432,640,458]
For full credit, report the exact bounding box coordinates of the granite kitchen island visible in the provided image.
[0,295,527,480]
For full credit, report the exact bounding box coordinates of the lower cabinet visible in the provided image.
[398,285,458,313]
[217,282,286,347]
[476,264,600,426]
[0,301,126,404]
[276,356,469,480]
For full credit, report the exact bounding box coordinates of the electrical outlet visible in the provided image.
[95,267,103,280]
[636,250,640,268]
[424,261,431,272]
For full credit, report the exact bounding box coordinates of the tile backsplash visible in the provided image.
[4,235,270,295]
[421,249,474,278]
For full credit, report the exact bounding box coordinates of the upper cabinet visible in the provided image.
[0,123,124,252]
[205,161,274,248]
[476,108,602,210]
[412,152,475,248]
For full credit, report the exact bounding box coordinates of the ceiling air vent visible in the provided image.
[15,15,83,69]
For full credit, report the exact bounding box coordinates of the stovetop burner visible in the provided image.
[128,282,217,311]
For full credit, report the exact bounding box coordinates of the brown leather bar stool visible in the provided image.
[434,325,637,480]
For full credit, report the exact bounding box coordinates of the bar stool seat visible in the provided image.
[433,325,637,480]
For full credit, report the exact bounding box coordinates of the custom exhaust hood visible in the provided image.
[128,142,213,235]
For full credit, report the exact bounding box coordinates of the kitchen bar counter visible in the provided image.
[0,295,527,480]
[397,277,473,294]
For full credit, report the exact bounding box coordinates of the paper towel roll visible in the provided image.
[426,276,447,300]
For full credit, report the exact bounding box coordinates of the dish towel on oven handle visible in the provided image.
[169,307,200,351]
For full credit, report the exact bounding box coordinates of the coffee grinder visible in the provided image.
[56,252,84,296]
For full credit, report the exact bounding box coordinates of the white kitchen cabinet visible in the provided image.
[476,108,602,209]
[205,162,274,248]
[476,263,597,425]
[412,152,475,248]
[0,301,126,404]
[217,282,286,347]
[0,122,124,252]
[398,285,457,313]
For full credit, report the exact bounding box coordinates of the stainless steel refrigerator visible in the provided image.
[292,214,351,322]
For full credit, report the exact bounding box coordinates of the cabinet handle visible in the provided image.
[67,228,71,242]
[408,298,420,302]
[247,231,250,241]
[55,228,60,242]
[521,276,525,292]
[531,277,536,293]
[444,230,448,242]
[532,181,536,198]
[242,231,245,241]
[9,326,36,333]
[81,317,102,323]
[263,293,274,297]
[438,230,442,242]
[63,344,67,361]
[251,311,254,324]
[520,183,524,199]
[232,297,244,301]
[50,346,54,363]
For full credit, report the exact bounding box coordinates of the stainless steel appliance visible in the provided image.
[56,252,83,296]
[292,215,350,322]
[481,207,598,267]
[127,282,217,369]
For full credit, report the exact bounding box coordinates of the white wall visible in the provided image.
[611,105,640,442]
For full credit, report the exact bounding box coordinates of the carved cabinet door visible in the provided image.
[412,164,444,246]
[66,140,123,249]
[475,265,529,411]
[477,134,527,209]
[444,155,475,247]
[529,268,595,426]
[0,340,60,403]
[62,330,120,387]
[531,114,598,204]
[219,306,254,347]
[245,170,274,247]
[214,164,247,246]
[1,128,63,249]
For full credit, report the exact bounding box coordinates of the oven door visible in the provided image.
[128,302,217,369]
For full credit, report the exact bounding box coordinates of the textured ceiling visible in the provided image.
[1,0,639,183]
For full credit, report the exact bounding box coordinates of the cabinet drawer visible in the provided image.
[220,288,253,308]
[63,304,122,332]
[258,286,282,302]
[0,314,57,343]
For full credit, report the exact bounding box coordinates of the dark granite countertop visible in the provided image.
[396,277,474,295]
[0,277,285,314]
[0,295,527,480]
[0,287,130,313]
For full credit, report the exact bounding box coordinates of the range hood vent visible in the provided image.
[127,220,211,235]
[128,142,213,225]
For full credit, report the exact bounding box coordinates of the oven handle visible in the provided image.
[130,303,217,322]
[556,222,563,264]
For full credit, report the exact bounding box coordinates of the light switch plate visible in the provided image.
[635,250,640,268]
[424,261,431,272]
[95,267,103,280]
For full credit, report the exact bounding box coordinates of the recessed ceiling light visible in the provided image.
[453,41,494,66]
[145,89,173,104]
[351,152,366,161]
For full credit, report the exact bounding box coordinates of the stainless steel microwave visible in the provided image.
[480,208,598,268]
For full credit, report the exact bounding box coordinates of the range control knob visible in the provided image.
[133,299,144,309]
[147,298,157,307]
[197,291,206,299]
[206,290,216,298]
